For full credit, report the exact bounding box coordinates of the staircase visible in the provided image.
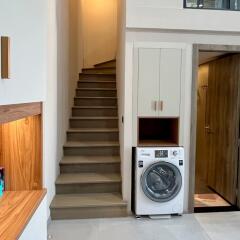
[50,60,128,220]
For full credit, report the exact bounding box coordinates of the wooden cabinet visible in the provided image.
[137,48,182,117]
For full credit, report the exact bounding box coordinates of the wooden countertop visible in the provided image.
[0,190,47,240]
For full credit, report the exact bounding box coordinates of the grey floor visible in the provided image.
[48,212,240,240]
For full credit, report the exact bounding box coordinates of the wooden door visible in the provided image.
[206,54,240,204]
[138,48,160,117]
[159,49,182,117]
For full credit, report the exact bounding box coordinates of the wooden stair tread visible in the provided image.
[78,80,116,83]
[51,193,126,209]
[83,67,116,71]
[56,173,121,184]
[67,128,119,133]
[77,88,116,91]
[80,73,116,76]
[64,141,119,147]
[60,156,120,164]
[75,96,117,99]
[73,106,117,109]
[70,116,118,120]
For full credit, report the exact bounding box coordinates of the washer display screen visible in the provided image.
[155,150,168,158]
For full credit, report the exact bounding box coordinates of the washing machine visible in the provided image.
[134,147,184,216]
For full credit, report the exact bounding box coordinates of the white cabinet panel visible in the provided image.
[138,48,160,116]
[19,196,47,240]
[159,48,182,117]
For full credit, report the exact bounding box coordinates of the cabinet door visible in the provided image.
[138,48,160,117]
[159,49,182,117]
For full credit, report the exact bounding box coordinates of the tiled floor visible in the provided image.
[48,212,240,240]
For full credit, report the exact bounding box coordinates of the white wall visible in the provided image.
[126,0,240,32]
[0,0,48,105]
[81,0,118,67]
[117,0,132,211]
[19,196,47,240]
[0,0,82,220]
[45,0,83,218]
[122,29,240,212]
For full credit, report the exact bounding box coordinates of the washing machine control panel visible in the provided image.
[138,147,184,161]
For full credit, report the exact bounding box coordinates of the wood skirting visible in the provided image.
[0,190,46,240]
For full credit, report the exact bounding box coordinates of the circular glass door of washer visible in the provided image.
[141,162,182,202]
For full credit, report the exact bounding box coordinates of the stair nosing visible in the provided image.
[75,97,117,99]
[50,193,127,209]
[56,173,121,185]
[72,106,117,109]
[60,156,120,165]
[51,203,127,209]
[60,161,120,165]
[78,80,116,83]
[67,128,119,133]
[76,88,117,91]
[82,67,116,71]
[60,160,120,165]
[79,73,116,76]
[64,141,120,148]
[70,116,118,120]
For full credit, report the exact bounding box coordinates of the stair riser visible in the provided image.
[76,89,116,97]
[64,146,120,156]
[51,206,127,220]
[72,108,117,117]
[78,82,116,88]
[60,163,120,174]
[74,98,117,107]
[70,119,118,128]
[56,182,121,194]
[79,74,115,81]
[67,132,119,141]
[82,69,116,74]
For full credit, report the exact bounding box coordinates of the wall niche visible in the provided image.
[0,102,42,191]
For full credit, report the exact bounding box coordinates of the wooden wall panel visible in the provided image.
[1,36,10,79]
[0,115,42,191]
[201,54,240,204]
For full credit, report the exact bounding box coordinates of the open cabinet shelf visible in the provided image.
[138,118,179,147]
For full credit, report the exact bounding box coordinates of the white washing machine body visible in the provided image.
[135,147,184,216]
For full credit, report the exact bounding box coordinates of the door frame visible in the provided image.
[189,44,240,213]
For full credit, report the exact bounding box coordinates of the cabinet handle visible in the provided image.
[159,101,163,111]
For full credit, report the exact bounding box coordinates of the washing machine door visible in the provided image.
[141,161,182,202]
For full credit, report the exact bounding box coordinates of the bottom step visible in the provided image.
[50,193,127,220]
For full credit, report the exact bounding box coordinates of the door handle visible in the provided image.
[205,126,214,134]
[159,101,163,111]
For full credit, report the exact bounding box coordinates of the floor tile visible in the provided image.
[48,215,210,240]
[195,212,240,240]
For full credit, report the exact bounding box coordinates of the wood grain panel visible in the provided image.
[0,102,42,124]
[0,190,46,240]
[1,36,10,79]
[0,115,42,190]
[206,54,240,204]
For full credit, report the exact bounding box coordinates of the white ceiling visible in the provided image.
[199,52,227,65]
